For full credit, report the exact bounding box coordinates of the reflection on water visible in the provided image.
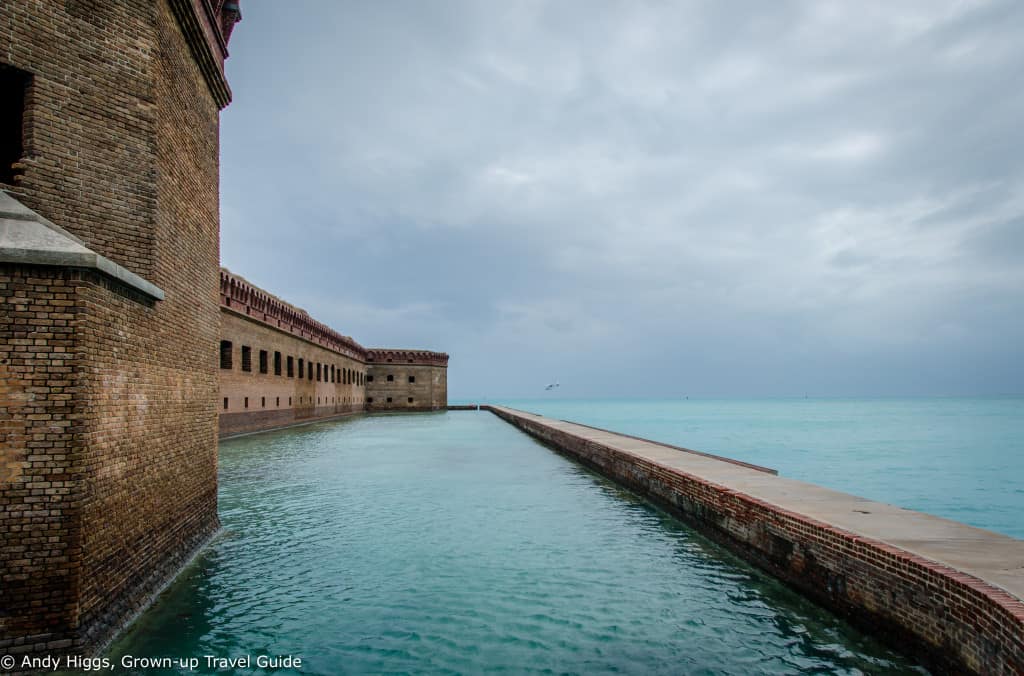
[107,412,925,674]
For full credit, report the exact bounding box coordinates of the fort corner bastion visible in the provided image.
[0,0,447,659]
[0,0,242,657]
[218,268,448,438]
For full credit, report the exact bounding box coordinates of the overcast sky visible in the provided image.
[220,1,1023,400]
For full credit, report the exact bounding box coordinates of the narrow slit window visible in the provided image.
[0,65,30,185]
[219,340,232,369]
[223,397,228,410]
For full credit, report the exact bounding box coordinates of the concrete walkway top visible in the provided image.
[491,406,1024,603]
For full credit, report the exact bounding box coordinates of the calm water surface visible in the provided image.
[108,412,924,674]
[493,397,1024,539]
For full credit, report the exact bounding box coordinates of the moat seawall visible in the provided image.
[482,405,1024,675]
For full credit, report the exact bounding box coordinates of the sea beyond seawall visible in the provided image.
[465,397,1024,539]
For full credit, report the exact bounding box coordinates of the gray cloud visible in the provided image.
[221,0,1024,398]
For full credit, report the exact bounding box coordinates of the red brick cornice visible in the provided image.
[220,268,367,360]
[167,0,241,109]
[365,349,450,367]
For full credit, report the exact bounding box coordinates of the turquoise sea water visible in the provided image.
[488,397,1024,539]
[107,412,925,674]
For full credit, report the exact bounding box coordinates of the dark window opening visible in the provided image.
[289,397,292,406]
[223,397,228,410]
[0,65,30,185]
[408,397,414,404]
[259,350,268,374]
[298,358,304,379]
[274,351,282,376]
[287,356,294,378]
[386,397,393,403]
[308,362,313,380]
[367,397,374,404]
[408,375,415,383]
[241,346,252,372]
[219,340,232,369]
[317,363,322,382]
[244,397,249,409]
[261,396,266,408]
[276,397,280,407]
[386,374,394,382]
[367,374,374,383]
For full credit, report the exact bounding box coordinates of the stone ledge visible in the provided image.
[0,191,164,301]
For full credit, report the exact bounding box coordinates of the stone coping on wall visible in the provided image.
[483,405,1024,675]
[0,191,165,300]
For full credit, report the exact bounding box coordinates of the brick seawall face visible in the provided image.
[217,281,449,437]
[218,310,368,437]
[484,406,1024,676]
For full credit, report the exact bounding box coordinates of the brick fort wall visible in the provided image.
[1,0,239,659]
[218,269,448,437]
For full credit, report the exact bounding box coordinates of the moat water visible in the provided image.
[494,397,1024,539]
[107,412,924,674]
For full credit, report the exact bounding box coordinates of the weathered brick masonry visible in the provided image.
[485,406,1024,676]
[365,350,448,413]
[218,269,448,437]
[1,0,240,659]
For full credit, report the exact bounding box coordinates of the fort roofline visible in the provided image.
[220,267,367,360]
[366,349,450,367]
[220,268,449,367]
[168,0,242,109]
